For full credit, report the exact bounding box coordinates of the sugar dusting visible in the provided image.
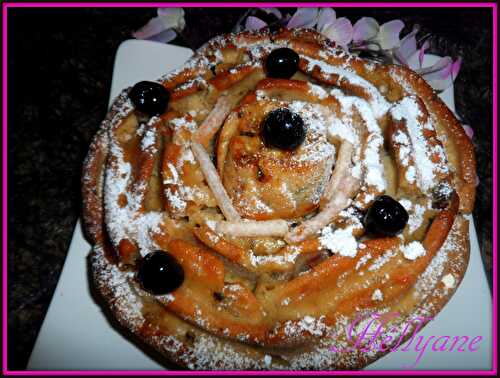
[88,28,470,370]
[104,137,163,256]
[319,225,359,257]
[390,97,449,192]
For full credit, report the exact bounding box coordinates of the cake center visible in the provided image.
[217,99,336,220]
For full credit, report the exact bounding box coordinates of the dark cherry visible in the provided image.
[265,48,300,79]
[137,250,184,295]
[129,81,169,116]
[261,108,306,151]
[363,195,409,236]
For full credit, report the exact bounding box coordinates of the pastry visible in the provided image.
[82,28,476,370]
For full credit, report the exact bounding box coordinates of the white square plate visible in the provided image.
[27,40,492,371]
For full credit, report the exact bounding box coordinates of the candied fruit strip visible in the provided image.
[320,141,354,207]
[285,175,360,243]
[191,142,241,221]
[215,220,289,238]
[192,95,233,148]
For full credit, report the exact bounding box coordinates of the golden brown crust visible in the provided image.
[82,92,134,245]
[89,215,470,370]
[385,65,476,212]
[82,28,475,370]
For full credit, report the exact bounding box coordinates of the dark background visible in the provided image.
[7,7,493,370]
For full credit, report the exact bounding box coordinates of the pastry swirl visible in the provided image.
[82,28,475,369]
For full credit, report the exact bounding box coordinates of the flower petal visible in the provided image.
[414,56,455,91]
[317,8,336,33]
[133,16,169,40]
[352,17,379,42]
[426,77,455,91]
[148,28,178,44]
[418,40,430,68]
[451,57,462,80]
[287,7,319,29]
[322,17,353,49]
[352,41,382,51]
[463,124,474,139]
[260,7,282,19]
[377,19,404,50]
[393,48,409,66]
[416,56,452,78]
[245,16,268,31]
[397,25,419,62]
[157,7,185,31]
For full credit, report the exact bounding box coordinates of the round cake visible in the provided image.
[82,28,476,370]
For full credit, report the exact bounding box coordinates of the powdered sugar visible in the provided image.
[368,250,396,271]
[283,315,328,337]
[441,273,456,289]
[371,289,384,301]
[390,97,446,192]
[308,82,328,99]
[304,57,390,118]
[87,29,470,371]
[331,89,386,192]
[356,253,372,270]
[401,241,427,260]
[140,117,159,153]
[319,225,358,257]
[409,202,427,233]
[170,116,197,132]
[104,138,164,256]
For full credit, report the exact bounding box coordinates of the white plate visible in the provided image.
[27,40,492,371]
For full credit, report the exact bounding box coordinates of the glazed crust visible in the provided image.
[82,28,475,370]
[89,216,470,370]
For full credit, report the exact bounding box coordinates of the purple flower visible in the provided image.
[286,8,319,29]
[244,8,286,31]
[376,20,405,50]
[353,16,461,91]
[245,16,268,31]
[352,17,404,50]
[412,55,462,91]
[240,7,463,91]
[393,25,420,65]
[133,8,185,43]
[316,8,353,49]
[352,17,379,43]
[463,124,474,139]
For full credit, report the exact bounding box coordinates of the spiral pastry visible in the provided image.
[82,29,475,370]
